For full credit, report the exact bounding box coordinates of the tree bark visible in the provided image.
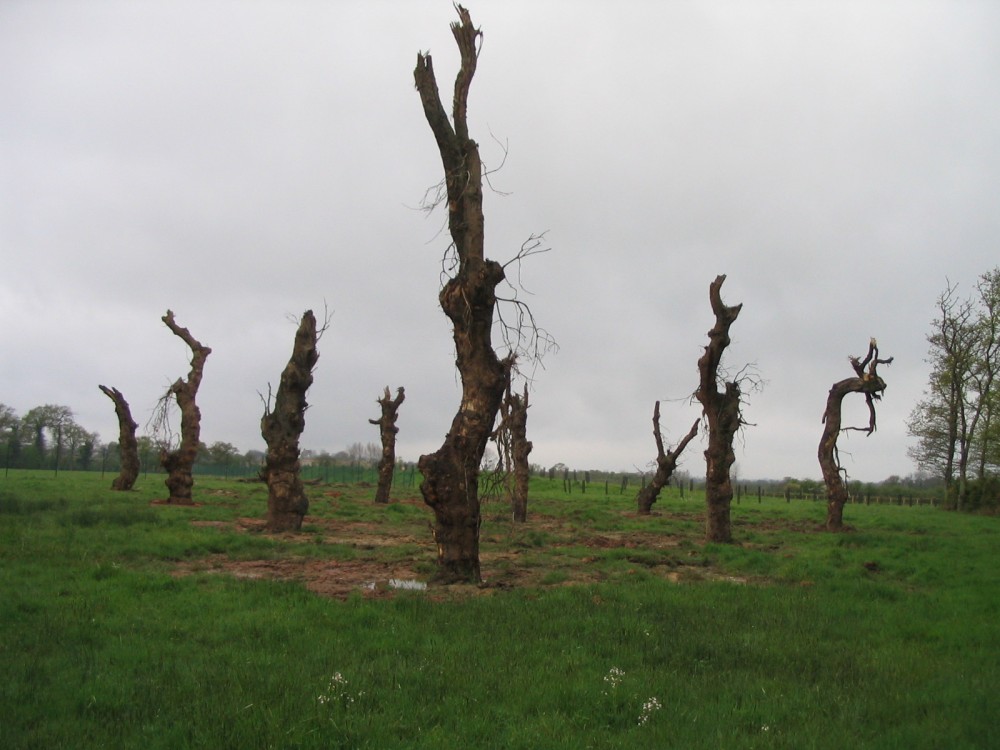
[261,310,319,532]
[98,385,139,491]
[636,404,699,514]
[369,386,405,504]
[694,275,743,542]
[819,339,892,530]
[159,311,211,504]
[414,6,512,583]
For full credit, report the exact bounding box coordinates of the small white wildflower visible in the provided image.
[602,667,625,696]
[638,696,662,726]
[603,667,625,687]
[317,672,357,708]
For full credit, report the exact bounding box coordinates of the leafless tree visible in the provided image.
[494,380,532,522]
[369,386,405,504]
[413,6,519,583]
[636,403,699,515]
[819,339,893,530]
[98,385,139,490]
[156,310,211,504]
[694,275,745,543]
[261,310,321,532]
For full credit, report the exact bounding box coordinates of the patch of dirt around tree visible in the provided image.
[172,555,424,600]
[173,508,765,600]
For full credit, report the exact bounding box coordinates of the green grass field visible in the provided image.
[0,470,996,749]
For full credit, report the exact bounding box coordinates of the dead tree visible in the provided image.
[414,6,515,583]
[694,275,744,542]
[261,310,319,532]
[495,381,532,522]
[369,386,405,504]
[98,384,139,491]
[636,403,699,514]
[157,311,211,504]
[819,339,893,531]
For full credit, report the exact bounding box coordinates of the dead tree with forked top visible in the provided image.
[98,384,139,491]
[156,310,211,505]
[636,403,699,515]
[369,386,405,504]
[413,6,515,583]
[694,275,745,543]
[261,310,320,532]
[819,339,893,531]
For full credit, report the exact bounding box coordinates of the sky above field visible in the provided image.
[2,0,999,481]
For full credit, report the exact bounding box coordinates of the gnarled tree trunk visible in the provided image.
[414,6,513,583]
[695,275,744,542]
[369,386,405,504]
[819,339,892,531]
[159,311,211,505]
[497,381,532,522]
[636,404,699,514]
[98,385,139,491]
[261,310,319,532]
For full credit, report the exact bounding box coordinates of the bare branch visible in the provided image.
[315,301,333,344]
[482,129,512,196]
[495,232,558,376]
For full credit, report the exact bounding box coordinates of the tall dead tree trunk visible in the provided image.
[370,386,405,504]
[98,384,139,491]
[261,310,319,532]
[497,381,532,522]
[414,6,513,583]
[158,310,211,505]
[636,404,699,514]
[819,339,893,531]
[695,275,744,542]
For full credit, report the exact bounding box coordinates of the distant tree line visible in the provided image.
[0,404,99,474]
[0,404,403,479]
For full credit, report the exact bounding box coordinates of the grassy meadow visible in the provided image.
[0,469,997,749]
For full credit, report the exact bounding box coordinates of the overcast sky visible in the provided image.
[3,0,998,481]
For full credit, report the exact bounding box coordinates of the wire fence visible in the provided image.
[2,449,944,508]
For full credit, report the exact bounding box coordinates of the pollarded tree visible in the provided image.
[156,310,211,504]
[98,385,140,490]
[413,6,515,583]
[694,275,744,543]
[369,386,405,504]
[494,381,532,522]
[818,339,893,530]
[261,310,319,532]
[636,403,699,515]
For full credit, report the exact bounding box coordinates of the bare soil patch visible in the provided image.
[171,505,763,600]
[172,554,423,599]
